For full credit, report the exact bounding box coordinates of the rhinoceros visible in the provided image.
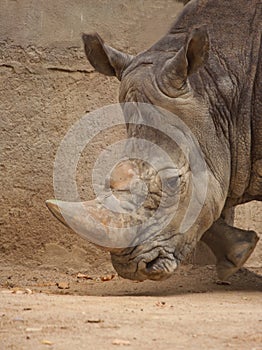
[46,0,261,281]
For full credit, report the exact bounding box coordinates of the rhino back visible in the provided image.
[150,0,262,205]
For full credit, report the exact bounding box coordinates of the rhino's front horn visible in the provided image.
[46,198,141,250]
[46,199,70,228]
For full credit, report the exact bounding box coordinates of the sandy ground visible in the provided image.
[0,265,261,350]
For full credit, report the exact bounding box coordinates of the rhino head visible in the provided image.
[46,27,229,281]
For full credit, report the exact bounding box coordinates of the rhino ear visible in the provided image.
[160,26,209,92]
[82,33,133,80]
[186,26,209,75]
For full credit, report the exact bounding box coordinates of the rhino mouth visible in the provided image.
[111,248,179,281]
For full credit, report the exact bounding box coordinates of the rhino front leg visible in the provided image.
[201,218,259,281]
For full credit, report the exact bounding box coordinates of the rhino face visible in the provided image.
[104,105,198,280]
[47,152,195,281]
[47,27,212,281]
[108,148,193,281]
[108,182,192,282]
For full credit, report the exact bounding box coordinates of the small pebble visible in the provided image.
[26,327,42,332]
[57,282,70,289]
[41,340,54,346]
[112,339,131,346]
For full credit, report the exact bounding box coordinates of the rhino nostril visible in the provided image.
[146,256,161,271]
[144,255,178,276]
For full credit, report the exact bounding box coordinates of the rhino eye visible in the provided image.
[163,176,179,189]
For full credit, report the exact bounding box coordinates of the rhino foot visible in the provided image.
[201,218,259,281]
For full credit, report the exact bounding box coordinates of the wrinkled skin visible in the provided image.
[47,0,261,281]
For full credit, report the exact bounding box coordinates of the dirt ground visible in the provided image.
[1,0,261,269]
[0,265,261,350]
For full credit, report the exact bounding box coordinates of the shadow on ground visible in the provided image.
[0,265,261,297]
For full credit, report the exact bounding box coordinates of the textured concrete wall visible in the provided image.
[0,0,261,273]
[0,0,184,272]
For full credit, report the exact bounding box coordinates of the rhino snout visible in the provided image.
[111,248,178,281]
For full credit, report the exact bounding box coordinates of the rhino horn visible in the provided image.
[159,26,209,93]
[46,199,70,228]
[45,198,140,251]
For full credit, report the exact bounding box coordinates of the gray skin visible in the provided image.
[46,0,261,281]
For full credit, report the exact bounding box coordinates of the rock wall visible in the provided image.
[1,0,260,273]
